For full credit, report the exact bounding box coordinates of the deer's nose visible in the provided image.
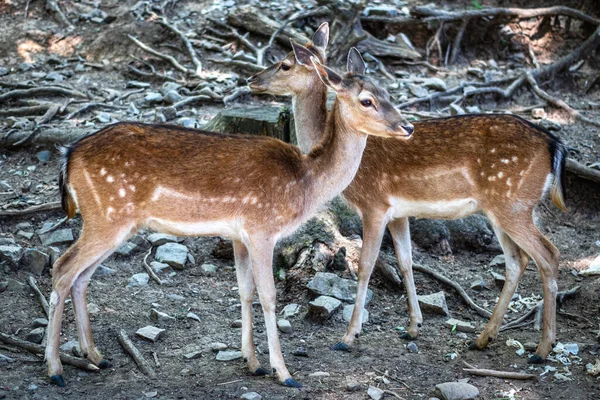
[246,76,256,84]
[402,124,414,135]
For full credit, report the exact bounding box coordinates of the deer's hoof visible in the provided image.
[467,340,481,351]
[98,359,111,369]
[252,367,270,376]
[283,378,302,388]
[330,341,350,352]
[399,331,416,340]
[528,354,545,364]
[50,375,65,387]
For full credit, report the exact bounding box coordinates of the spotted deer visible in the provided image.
[45,50,413,388]
[248,28,567,363]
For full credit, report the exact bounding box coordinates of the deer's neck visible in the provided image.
[305,102,367,208]
[292,82,328,154]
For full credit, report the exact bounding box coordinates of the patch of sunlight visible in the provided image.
[17,39,44,63]
[48,35,83,57]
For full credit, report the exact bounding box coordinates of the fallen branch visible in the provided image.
[45,0,74,29]
[0,332,99,372]
[142,249,163,285]
[462,361,537,380]
[413,263,492,319]
[159,17,202,74]
[566,159,600,183]
[0,202,62,217]
[128,34,191,75]
[207,58,263,73]
[0,87,87,103]
[0,105,54,117]
[117,329,156,378]
[223,86,251,106]
[28,276,49,318]
[450,18,469,65]
[65,103,128,120]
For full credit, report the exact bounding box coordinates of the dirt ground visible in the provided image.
[1,1,600,399]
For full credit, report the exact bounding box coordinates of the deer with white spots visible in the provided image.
[45,47,414,388]
[248,23,567,364]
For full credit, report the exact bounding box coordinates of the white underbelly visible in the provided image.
[146,217,244,240]
[389,197,479,220]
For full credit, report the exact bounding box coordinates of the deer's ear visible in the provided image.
[291,40,314,66]
[347,47,366,75]
[311,57,342,91]
[312,22,329,53]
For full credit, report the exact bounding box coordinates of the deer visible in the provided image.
[44,47,414,389]
[248,25,567,364]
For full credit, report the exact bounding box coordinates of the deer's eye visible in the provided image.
[360,99,373,107]
[280,63,291,71]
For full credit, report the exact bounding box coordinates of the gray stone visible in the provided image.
[216,350,243,361]
[449,104,465,116]
[184,350,202,360]
[292,346,308,357]
[346,380,361,391]
[163,90,183,104]
[490,271,505,286]
[240,392,262,400]
[19,249,49,275]
[115,234,150,256]
[161,106,178,121]
[145,92,164,103]
[44,71,65,81]
[277,319,292,333]
[5,279,28,293]
[465,106,481,113]
[309,371,330,377]
[342,304,369,323]
[0,67,8,76]
[160,82,182,96]
[155,243,189,269]
[539,119,562,131]
[19,62,33,71]
[231,319,242,328]
[95,112,112,123]
[408,83,428,97]
[187,312,201,322]
[60,340,81,355]
[147,233,178,246]
[281,303,301,319]
[17,231,34,240]
[308,295,342,320]
[368,385,384,400]
[406,341,419,353]
[26,327,45,344]
[136,326,166,342]
[422,78,447,91]
[489,254,505,268]
[444,318,476,333]
[0,281,7,293]
[36,150,51,162]
[177,117,197,128]
[467,67,484,78]
[39,229,74,247]
[87,303,100,314]
[418,291,450,316]
[0,354,15,364]
[150,261,172,274]
[46,246,60,266]
[469,278,487,291]
[0,237,16,245]
[434,382,479,400]
[32,318,48,328]
[523,342,538,352]
[0,244,23,265]
[128,273,149,287]
[93,265,117,278]
[150,308,175,323]
[307,272,372,304]
[210,342,227,352]
[167,293,185,302]
[201,263,218,275]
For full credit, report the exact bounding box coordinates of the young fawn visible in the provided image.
[248,26,567,363]
[45,49,413,388]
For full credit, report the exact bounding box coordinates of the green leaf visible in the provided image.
[472,1,483,9]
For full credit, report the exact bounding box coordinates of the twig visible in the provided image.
[12,125,43,147]
[207,58,264,73]
[151,351,160,368]
[391,59,441,72]
[372,367,411,390]
[223,86,251,106]
[27,276,49,318]
[450,18,469,65]
[383,390,406,399]
[413,263,492,318]
[159,17,202,74]
[128,34,191,75]
[217,379,243,386]
[0,87,87,103]
[117,329,156,378]
[0,105,54,117]
[566,159,600,183]
[142,249,163,285]
[0,332,99,372]
[462,361,537,380]
[65,103,128,120]
[38,216,68,235]
[0,201,62,217]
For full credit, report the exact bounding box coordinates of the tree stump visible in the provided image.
[204,106,292,142]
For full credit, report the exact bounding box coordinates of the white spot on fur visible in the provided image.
[129,185,136,192]
[512,156,518,162]
[119,188,126,197]
[107,176,114,183]
[106,207,115,220]
[100,168,107,176]
[501,159,509,164]
[490,148,496,153]
[497,171,504,178]
[506,178,512,186]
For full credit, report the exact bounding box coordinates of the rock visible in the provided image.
[488,59,498,69]
[281,303,301,319]
[167,293,185,302]
[292,346,308,357]
[46,246,60,266]
[309,371,330,377]
[155,243,189,269]
[449,104,465,116]
[115,234,150,256]
[216,350,243,361]
[231,319,242,328]
[60,340,81,355]
[434,382,479,400]
[201,263,218,275]
[489,254,505,268]
[422,78,447,91]
[0,244,22,265]
[95,112,112,123]
[210,342,227,352]
[0,67,8,76]
[19,249,50,275]
[418,292,450,316]
[523,342,538,352]
[161,106,178,121]
[145,92,164,103]
[406,341,419,353]
[277,319,292,333]
[36,150,51,162]
[87,303,100,314]
[160,82,182,95]
[240,392,262,400]
[136,326,166,342]
[368,385,384,400]
[342,304,369,323]
[163,90,183,104]
[408,83,428,97]
[531,108,546,119]
[44,71,65,82]
[147,233,179,247]
[184,350,203,360]
[17,230,34,240]
[444,318,476,333]
[0,237,16,245]
[39,229,74,247]
[187,312,201,322]
[26,327,45,344]
[490,271,505,286]
[92,265,117,278]
[580,255,600,276]
[463,86,476,95]
[307,272,372,304]
[539,119,562,131]
[128,273,149,287]
[465,106,480,113]
[0,281,7,293]
[469,278,487,291]
[150,308,175,323]
[177,117,197,128]
[149,261,171,274]
[467,67,484,78]
[32,318,48,327]
[5,279,28,293]
[328,246,347,271]
[308,295,342,320]
[346,380,361,391]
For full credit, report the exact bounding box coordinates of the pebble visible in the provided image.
[128,273,149,287]
[163,90,183,104]
[150,261,172,274]
[145,92,164,103]
[434,382,479,400]
[210,342,228,352]
[277,319,292,333]
[240,392,262,400]
[292,346,308,357]
[0,354,15,364]
[418,291,450,316]
[19,62,33,71]
[368,385,384,400]
[45,71,65,81]
[184,350,202,360]
[408,83,428,98]
[0,244,22,265]
[309,371,330,377]
[150,308,175,323]
[307,272,372,303]
[490,271,505,286]
[92,265,117,278]
[444,318,476,333]
[167,293,185,302]
[32,318,48,328]
[36,150,51,162]
[127,81,151,88]
[345,380,361,391]
[26,327,45,344]
[342,304,369,323]
[136,326,166,342]
[201,263,218,275]
[216,350,242,361]
[489,254,505,268]
[187,312,201,322]
[19,248,49,275]
[147,233,178,246]
[523,342,538,352]
[281,303,301,319]
[307,295,342,320]
[422,78,447,91]
[95,112,112,123]
[467,67,484,78]
[177,117,197,128]
[406,341,419,353]
[16,230,34,240]
[0,67,8,76]
[60,340,81,355]
[5,279,29,293]
[539,119,562,131]
[155,243,189,269]
[231,319,242,328]
[160,82,182,95]
[39,229,74,247]
[469,278,487,291]
[87,303,100,314]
